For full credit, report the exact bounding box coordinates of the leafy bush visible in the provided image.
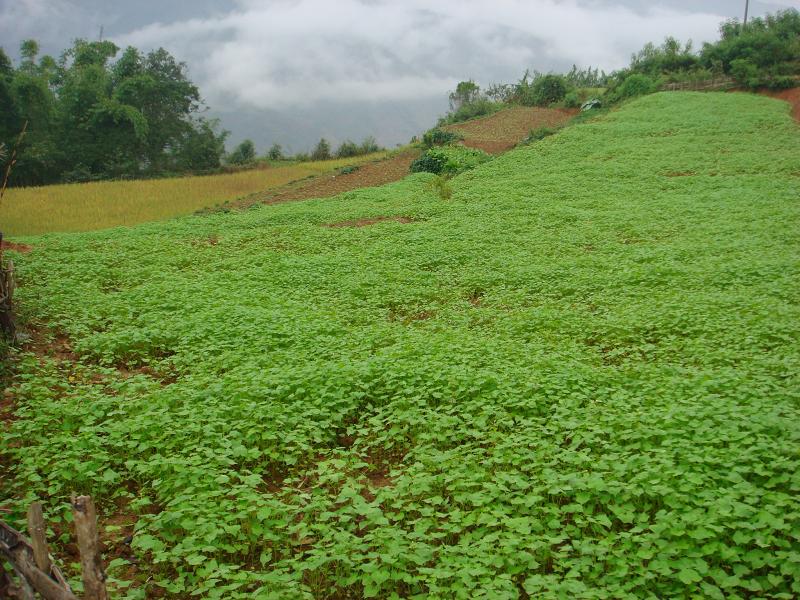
[701,9,800,88]
[439,99,502,125]
[421,128,463,149]
[563,91,580,109]
[360,136,380,154]
[267,143,283,161]
[729,58,761,89]
[426,174,452,200]
[410,145,491,176]
[311,138,331,161]
[339,165,359,175]
[514,72,570,107]
[335,140,360,158]
[227,139,256,165]
[607,74,658,103]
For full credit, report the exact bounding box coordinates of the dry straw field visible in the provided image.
[0,153,386,237]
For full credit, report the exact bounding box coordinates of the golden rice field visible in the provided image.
[0,153,387,237]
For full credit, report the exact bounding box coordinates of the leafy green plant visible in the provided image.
[3,92,799,599]
[409,144,491,175]
[420,128,463,149]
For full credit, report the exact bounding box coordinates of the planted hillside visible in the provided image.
[2,92,800,598]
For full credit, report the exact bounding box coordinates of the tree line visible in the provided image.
[0,39,387,187]
[438,8,799,124]
[0,39,229,187]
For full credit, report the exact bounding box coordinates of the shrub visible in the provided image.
[608,74,658,103]
[335,139,360,158]
[311,138,331,161]
[267,143,283,161]
[439,99,502,125]
[421,128,463,149]
[227,139,256,165]
[410,145,491,176]
[427,175,452,200]
[532,74,569,105]
[360,136,380,154]
[563,91,580,109]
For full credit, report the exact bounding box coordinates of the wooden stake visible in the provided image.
[71,496,107,600]
[26,502,51,574]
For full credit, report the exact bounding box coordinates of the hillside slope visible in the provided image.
[3,92,799,599]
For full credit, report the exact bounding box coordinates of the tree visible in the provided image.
[448,80,481,111]
[171,118,228,172]
[228,139,256,165]
[267,143,283,161]
[0,38,226,185]
[311,138,331,161]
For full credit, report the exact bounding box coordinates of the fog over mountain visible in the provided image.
[2,0,795,152]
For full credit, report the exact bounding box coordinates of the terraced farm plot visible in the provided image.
[2,92,800,599]
[236,149,421,207]
[0,153,386,237]
[444,105,577,153]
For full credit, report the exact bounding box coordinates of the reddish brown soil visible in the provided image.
[0,241,31,253]
[225,149,420,211]
[324,216,414,228]
[760,87,800,123]
[444,106,578,154]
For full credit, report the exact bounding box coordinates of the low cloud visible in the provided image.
[116,0,725,110]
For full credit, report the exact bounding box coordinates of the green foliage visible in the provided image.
[440,98,503,125]
[3,92,800,600]
[514,72,570,107]
[227,139,256,165]
[564,64,608,87]
[335,136,382,159]
[409,144,491,176]
[359,136,380,155]
[420,128,463,149]
[523,126,559,144]
[701,9,800,88]
[267,143,283,161]
[334,139,360,158]
[426,174,452,200]
[631,37,699,76]
[0,38,226,186]
[448,80,482,111]
[339,165,359,175]
[607,73,658,103]
[311,138,331,161]
[563,91,580,109]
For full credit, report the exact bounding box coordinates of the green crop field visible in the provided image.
[2,92,799,599]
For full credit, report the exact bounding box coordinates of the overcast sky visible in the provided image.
[1,0,797,151]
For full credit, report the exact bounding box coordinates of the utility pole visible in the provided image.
[743,0,749,28]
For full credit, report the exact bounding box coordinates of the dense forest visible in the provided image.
[0,39,227,187]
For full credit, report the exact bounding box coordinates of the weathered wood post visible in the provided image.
[26,502,52,575]
[71,496,108,600]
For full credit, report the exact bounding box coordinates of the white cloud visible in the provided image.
[115,0,726,110]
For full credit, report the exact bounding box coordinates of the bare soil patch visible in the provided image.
[324,216,414,228]
[1,241,32,253]
[761,87,800,123]
[226,150,420,212]
[444,106,578,154]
